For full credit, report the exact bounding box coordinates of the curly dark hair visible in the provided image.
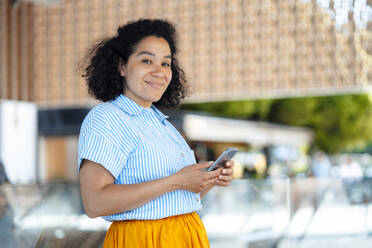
[81,19,189,108]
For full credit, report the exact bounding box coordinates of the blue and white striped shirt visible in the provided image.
[78,94,202,221]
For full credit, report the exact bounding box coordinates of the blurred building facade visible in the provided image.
[0,0,371,182]
[1,0,372,105]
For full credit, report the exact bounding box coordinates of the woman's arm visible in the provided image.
[79,159,221,218]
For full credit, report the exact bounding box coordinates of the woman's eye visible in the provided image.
[162,62,170,67]
[142,59,152,64]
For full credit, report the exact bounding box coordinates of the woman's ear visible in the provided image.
[118,59,126,77]
[119,66,126,77]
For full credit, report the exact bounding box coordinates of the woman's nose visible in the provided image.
[151,65,165,78]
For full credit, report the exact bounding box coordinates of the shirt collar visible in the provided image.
[151,105,169,124]
[112,94,169,123]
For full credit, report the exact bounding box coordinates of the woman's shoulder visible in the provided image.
[82,101,133,128]
[90,101,132,120]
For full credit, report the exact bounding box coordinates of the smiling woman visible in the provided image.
[78,19,235,248]
[82,19,187,108]
[119,36,173,108]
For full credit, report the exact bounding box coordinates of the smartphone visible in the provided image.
[207,147,239,171]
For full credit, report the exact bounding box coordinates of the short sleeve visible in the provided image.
[79,131,129,178]
[78,105,136,179]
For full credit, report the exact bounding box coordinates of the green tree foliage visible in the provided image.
[181,99,273,120]
[181,94,372,153]
[268,95,372,153]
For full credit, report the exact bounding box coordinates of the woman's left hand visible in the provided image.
[215,160,234,187]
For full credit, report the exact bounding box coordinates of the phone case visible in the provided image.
[207,147,238,171]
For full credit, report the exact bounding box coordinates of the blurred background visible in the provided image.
[0,0,372,247]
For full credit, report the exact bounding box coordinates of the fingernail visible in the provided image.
[222,170,226,174]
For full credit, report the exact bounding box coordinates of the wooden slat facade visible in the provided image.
[0,0,371,106]
[0,0,34,101]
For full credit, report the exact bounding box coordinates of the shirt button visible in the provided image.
[196,196,200,202]
[181,153,185,158]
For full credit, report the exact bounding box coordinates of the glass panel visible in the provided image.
[280,178,372,248]
[1,178,371,247]
[0,184,108,248]
[200,179,290,248]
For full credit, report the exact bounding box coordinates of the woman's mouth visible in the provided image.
[145,81,163,89]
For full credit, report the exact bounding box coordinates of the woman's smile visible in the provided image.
[145,80,165,89]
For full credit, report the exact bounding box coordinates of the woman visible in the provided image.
[78,19,234,247]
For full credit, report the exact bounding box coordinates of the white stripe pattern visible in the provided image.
[78,94,202,221]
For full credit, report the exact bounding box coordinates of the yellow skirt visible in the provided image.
[103,212,210,248]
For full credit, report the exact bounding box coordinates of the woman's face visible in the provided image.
[120,36,172,108]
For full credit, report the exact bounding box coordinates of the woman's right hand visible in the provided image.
[171,162,222,193]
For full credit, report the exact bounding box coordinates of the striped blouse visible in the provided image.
[78,94,202,221]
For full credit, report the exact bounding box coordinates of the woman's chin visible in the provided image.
[150,94,163,103]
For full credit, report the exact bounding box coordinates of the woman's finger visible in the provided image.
[206,177,218,187]
[218,175,232,182]
[224,160,235,168]
[216,180,230,187]
[221,168,233,175]
[205,167,223,179]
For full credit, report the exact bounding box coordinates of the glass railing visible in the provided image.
[0,178,371,248]
[280,177,372,248]
[0,183,108,248]
[201,178,291,248]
